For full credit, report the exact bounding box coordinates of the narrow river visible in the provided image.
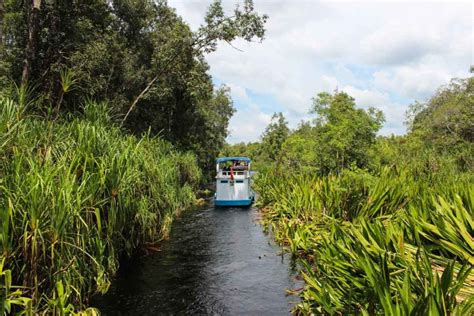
[93,202,300,315]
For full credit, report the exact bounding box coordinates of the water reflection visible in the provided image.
[93,203,300,315]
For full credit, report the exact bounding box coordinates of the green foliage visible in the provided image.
[279,121,318,173]
[280,133,317,172]
[197,0,268,53]
[310,91,385,173]
[260,112,290,162]
[368,78,473,178]
[0,258,32,315]
[0,95,200,313]
[251,76,474,314]
[219,141,266,170]
[220,112,290,172]
[406,77,474,171]
[244,75,472,179]
[58,67,78,95]
[255,168,474,315]
[0,0,267,173]
[179,85,235,179]
[230,90,385,175]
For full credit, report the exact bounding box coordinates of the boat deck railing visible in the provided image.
[219,170,248,176]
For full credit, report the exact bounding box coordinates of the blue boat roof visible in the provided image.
[216,156,251,163]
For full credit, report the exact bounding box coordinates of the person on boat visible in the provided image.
[233,160,248,171]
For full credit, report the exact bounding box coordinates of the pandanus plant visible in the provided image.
[255,168,474,314]
[0,95,200,313]
[56,67,79,116]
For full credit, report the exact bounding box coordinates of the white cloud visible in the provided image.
[373,64,456,100]
[359,25,443,66]
[169,0,472,142]
[342,86,390,109]
[227,83,250,103]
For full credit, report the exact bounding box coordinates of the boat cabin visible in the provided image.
[215,157,255,207]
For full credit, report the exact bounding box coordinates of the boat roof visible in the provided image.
[216,156,251,163]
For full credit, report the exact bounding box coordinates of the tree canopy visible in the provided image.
[231,78,472,176]
[260,112,290,162]
[310,91,385,173]
[401,77,474,171]
[223,90,386,175]
[0,0,267,173]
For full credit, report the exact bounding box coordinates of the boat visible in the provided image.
[214,156,255,207]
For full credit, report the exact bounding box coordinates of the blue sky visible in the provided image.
[169,0,473,143]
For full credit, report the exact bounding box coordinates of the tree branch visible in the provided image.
[120,75,159,126]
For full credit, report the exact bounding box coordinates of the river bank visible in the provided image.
[0,98,200,314]
[254,169,474,314]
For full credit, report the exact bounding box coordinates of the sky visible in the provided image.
[168,0,473,143]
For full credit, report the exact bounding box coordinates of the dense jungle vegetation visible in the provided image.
[0,0,472,314]
[223,77,474,314]
[0,0,267,313]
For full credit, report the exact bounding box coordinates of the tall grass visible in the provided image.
[0,96,200,314]
[255,168,474,314]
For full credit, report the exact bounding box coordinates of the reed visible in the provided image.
[255,168,474,314]
[0,96,200,314]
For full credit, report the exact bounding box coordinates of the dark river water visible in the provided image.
[92,202,300,315]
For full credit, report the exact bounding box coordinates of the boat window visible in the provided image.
[220,180,228,183]
[236,180,244,183]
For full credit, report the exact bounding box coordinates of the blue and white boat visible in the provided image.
[215,157,255,207]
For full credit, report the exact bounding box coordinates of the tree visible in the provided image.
[21,0,41,85]
[311,91,385,174]
[406,77,473,170]
[280,121,317,172]
[184,85,236,175]
[219,141,262,168]
[0,0,267,173]
[0,0,4,49]
[122,0,268,123]
[260,112,289,162]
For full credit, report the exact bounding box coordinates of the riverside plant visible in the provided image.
[254,168,474,315]
[0,96,201,314]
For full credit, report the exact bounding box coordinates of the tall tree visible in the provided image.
[122,0,268,124]
[21,0,41,85]
[406,77,474,170]
[280,121,317,171]
[260,112,289,162]
[311,91,384,173]
[0,0,267,172]
[0,0,4,49]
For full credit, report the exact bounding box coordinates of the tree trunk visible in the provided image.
[0,0,4,51]
[22,0,41,85]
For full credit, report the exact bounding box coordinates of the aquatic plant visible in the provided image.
[255,168,474,314]
[0,96,200,313]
